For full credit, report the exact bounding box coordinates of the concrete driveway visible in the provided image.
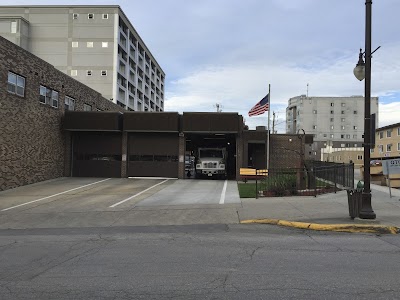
[0,177,241,229]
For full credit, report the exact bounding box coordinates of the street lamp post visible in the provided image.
[353,0,376,219]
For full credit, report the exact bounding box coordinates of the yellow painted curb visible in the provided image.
[240,219,399,234]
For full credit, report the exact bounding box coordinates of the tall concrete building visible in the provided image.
[0,5,165,112]
[286,95,379,160]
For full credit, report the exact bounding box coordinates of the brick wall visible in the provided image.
[0,36,123,191]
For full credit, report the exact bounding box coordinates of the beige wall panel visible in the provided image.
[30,25,68,38]
[28,13,69,24]
[72,54,113,67]
[72,26,114,38]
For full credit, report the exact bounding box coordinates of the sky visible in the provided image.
[5,0,400,132]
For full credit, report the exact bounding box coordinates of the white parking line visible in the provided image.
[110,179,170,208]
[1,178,111,212]
[219,180,228,204]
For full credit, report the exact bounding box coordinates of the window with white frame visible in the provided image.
[7,71,25,96]
[341,118,345,122]
[312,125,317,129]
[387,144,392,152]
[313,110,317,114]
[346,134,350,139]
[87,42,94,48]
[379,131,384,139]
[102,13,108,19]
[341,103,345,107]
[39,85,51,104]
[72,41,78,48]
[83,104,92,111]
[330,125,334,130]
[102,42,108,48]
[101,70,107,76]
[353,134,357,139]
[398,128,400,136]
[88,13,94,19]
[330,134,334,138]
[398,142,400,151]
[73,13,79,19]
[11,21,17,33]
[65,96,75,111]
[87,70,92,76]
[387,130,392,138]
[51,90,59,108]
[378,144,383,153]
[341,125,345,130]
[354,126,357,130]
[330,103,334,107]
[71,70,77,76]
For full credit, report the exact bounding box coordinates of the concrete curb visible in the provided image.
[240,219,399,234]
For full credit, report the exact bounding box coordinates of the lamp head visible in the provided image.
[354,48,365,81]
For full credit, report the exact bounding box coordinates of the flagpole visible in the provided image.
[267,84,271,169]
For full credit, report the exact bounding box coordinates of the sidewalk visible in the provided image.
[238,182,400,233]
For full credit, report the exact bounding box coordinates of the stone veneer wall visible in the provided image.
[0,36,123,191]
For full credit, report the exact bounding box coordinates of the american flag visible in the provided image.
[248,93,269,116]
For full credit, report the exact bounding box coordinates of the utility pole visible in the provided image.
[272,112,276,134]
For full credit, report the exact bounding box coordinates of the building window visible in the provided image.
[341,103,345,107]
[330,125,334,130]
[354,126,357,130]
[65,96,75,111]
[330,110,334,114]
[354,143,358,147]
[330,103,334,107]
[39,85,51,104]
[73,13,79,19]
[88,13,94,19]
[341,134,345,139]
[341,110,345,114]
[354,110,357,114]
[341,118,345,122]
[387,144,392,152]
[346,134,350,139]
[341,126,345,130]
[102,42,108,48]
[353,134,357,139]
[72,42,78,48]
[398,142,400,151]
[87,70,92,76]
[313,110,317,114]
[7,71,25,97]
[11,21,17,33]
[51,90,59,108]
[87,42,94,48]
[398,128,400,136]
[378,145,383,153]
[102,14,108,19]
[101,70,107,76]
[387,130,392,138]
[341,144,345,147]
[83,104,92,111]
[330,118,334,122]
[71,70,77,76]
[379,132,384,139]
[323,134,327,137]
[330,134,334,138]
[313,125,317,129]
[357,155,363,160]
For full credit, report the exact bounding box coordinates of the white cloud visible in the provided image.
[165,43,400,131]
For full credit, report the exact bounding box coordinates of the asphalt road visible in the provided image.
[1,224,400,299]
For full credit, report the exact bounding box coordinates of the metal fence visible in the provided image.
[255,161,354,197]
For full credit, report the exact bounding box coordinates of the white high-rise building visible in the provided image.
[0,5,165,112]
[286,95,379,160]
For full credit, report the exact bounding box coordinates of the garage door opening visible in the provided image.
[185,133,237,180]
